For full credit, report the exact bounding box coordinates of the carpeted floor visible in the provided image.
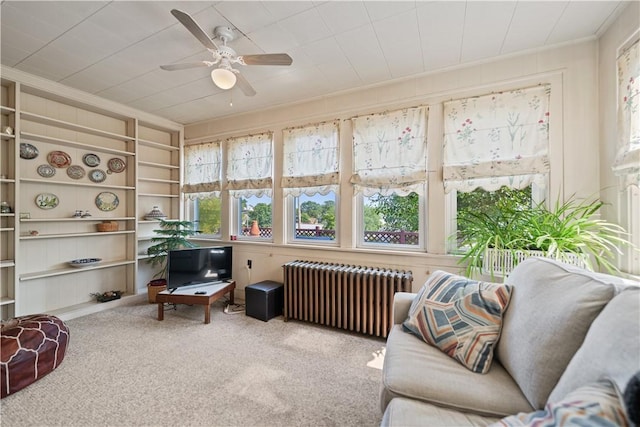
[1,299,387,426]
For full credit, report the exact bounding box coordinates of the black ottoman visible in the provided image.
[245,281,283,322]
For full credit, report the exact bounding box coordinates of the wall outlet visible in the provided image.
[247,260,252,269]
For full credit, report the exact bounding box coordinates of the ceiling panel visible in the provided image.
[501,2,569,54]
[417,2,466,70]
[0,1,628,125]
[460,1,516,62]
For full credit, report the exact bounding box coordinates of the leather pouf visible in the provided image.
[1,314,70,398]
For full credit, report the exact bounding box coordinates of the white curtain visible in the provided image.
[613,39,640,189]
[351,107,428,196]
[183,141,221,199]
[282,121,339,196]
[226,132,273,198]
[443,85,551,193]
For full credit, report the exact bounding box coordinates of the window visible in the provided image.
[613,38,639,188]
[363,192,420,246]
[282,121,339,243]
[290,192,336,242]
[226,132,273,240]
[351,107,428,248]
[443,85,551,251]
[614,36,640,274]
[183,141,222,238]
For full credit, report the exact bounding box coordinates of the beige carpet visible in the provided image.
[1,300,387,426]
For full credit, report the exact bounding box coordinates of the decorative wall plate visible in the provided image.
[36,164,56,178]
[20,143,39,160]
[95,191,119,211]
[107,157,126,174]
[89,169,107,183]
[47,151,72,168]
[35,193,59,210]
[66,165,86,180]
[82,153,100,167]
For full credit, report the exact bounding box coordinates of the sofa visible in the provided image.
[380,257,640,426]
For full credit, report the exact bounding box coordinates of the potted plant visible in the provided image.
[146,219,199,302]
[456,195,635,278]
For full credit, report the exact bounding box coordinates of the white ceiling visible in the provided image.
[0,1,629,125]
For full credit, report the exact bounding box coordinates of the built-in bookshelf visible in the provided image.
[0,75,182,320]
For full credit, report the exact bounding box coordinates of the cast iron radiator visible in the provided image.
[282,260,413,338]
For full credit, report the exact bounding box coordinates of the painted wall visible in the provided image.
[185,35,612,296]
[597,0,640,275]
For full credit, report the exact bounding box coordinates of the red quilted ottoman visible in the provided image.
[1,314,70,398]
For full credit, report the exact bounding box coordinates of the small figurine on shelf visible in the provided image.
[0,202,11,213]
[73,210,83,218]
[82,210,91,218]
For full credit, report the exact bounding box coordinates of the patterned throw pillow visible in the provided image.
[403,270,513,374]
[491,378,629,426]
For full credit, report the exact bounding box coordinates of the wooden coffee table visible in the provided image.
[156,281,235,324]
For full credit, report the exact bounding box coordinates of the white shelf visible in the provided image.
[0,227,15,232]
[22,217,135,223]
[139,193,179,198]
[1,133,15,140]
[138,138,179,151]
[138,160,179,169]
[20,230,135,240]
[138,177,179,184]
[19,260,136,281]
[0,260,15,268]
[0,213,15,217]
[0,178,16,183]
[0,297,16,306]
[20,177,135,190]
[21,111,134,142]
[21,132,135,157]
[1,105,16,114]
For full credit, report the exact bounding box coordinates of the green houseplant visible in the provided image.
[456,195,634,278]
[147,219,199,280]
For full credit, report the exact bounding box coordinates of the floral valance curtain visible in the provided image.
[183,141,221,199]
[282,121,339,196]
[226,132,273,198]
[443,85,551,193]
[351,107,428,196]
[613,39,640,188]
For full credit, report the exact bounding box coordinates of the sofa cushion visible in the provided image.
[490,378,629,427]
[381,324,533,417]
[382,397,501,427]
[403,271,512,374]
[547,286,640,402]
[496,258,617,409]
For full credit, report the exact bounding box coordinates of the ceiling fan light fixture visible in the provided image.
[211,68,236,90]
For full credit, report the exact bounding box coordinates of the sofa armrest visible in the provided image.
[392,292,416,325]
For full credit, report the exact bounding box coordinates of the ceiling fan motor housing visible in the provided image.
[213,26,235,43]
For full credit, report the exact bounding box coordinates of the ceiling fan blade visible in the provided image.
[160,62,210,71]
[235,73,256,97]
[240,53,293,66]
[171,9,218,51]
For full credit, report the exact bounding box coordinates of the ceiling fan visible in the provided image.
[160,9,293,96]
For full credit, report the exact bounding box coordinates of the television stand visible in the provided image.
[156,281,235,324]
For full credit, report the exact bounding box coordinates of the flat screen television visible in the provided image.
[166,246,232,291]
